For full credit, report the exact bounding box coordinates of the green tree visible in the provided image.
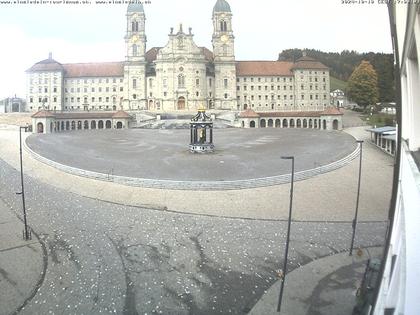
[346,60,379,108]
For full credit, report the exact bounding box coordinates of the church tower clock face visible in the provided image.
[131,35,139,43]
[221,35,228,43]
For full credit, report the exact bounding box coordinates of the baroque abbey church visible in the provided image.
[27,0,334,114]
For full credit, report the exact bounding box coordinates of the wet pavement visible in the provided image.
[25,128,356,181]
[0,158,387,315]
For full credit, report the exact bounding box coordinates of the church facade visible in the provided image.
[26,0,331,114]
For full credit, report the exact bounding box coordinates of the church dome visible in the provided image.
[127,3,144,12]
[213,0,231,13]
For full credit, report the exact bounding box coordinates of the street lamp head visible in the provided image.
[356,140,364,144]
[281,156,294,160]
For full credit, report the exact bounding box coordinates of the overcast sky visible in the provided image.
[0,0,392,99]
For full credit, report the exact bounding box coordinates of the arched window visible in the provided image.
[223,21,227,31]
[131,21,138,32]
[178,74,185,88]
[220,21,224,31]
[132,44,137,56]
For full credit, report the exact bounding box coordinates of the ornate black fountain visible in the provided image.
[189,107,214,153]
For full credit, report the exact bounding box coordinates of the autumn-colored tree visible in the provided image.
[346,60,379,108]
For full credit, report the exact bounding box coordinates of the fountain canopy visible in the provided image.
[189,107,214,153]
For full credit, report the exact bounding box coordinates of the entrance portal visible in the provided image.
[177,97,186,110]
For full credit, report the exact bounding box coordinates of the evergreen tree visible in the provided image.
[346,60,379,108]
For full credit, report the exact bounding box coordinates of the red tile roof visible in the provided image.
[112,110,131,118]
[257,111,323,118]
[145,47,161,62]
[239,108,260,118]
[320,107,343,115]
[31,110,56,118]
[291,56,329,70]
[27,59,64,72]
[62,62,124,78]
[236,61,294,76]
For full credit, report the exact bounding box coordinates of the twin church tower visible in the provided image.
[124,0,237,111]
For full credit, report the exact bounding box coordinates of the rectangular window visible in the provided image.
[113,78,116,83]
[106,97,109,102]
[92,97,95,102]
[224,79,228,88]
[209,78,212,87]
[53,97,57,102]
[99,87,102,92]
[120,87,123,92]
[92,87,95,92]
[71,88,74,93]
[77,97,80,102]
[237,86,240,91]
[224,93,228,99]
[99,97,102,102]
[113,87,116,92]
[265,86,268,91]
[71,97,74,102]
[106,87,109,92]
[44,87,48,93]
[77,88,80,93]
[84,87,87,93]
[53,87,57,93]
[196,78,200,86]
[251,86,254,90]
[133,79,137,89]
[244,86,247,91]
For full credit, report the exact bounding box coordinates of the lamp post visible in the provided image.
[349,140,364,256]
[277,156,295,313]
[17,126,31,240]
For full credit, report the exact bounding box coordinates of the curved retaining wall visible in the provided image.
[24,140,360,191]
